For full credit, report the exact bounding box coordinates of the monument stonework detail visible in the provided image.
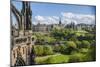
[11,1,34,66]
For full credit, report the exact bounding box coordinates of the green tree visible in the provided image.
[75,40,82,48]
[54,44,67,53]
[68,34,78,41]
[66,41,77,48]
[81,40,90,48]
[34,45,44,56]
[43,45,54,55]
[64,41,77,54]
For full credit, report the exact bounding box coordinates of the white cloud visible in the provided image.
[35,15,45,21]
[47,17,59,24]
[34,15,59,24]
[61,12,74,18]
[61,12,95,24]
[33,12,95,25]
[52,16,59,20]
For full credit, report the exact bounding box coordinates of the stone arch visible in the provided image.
[14,46,26,66]
[11,3,22,30]
[14,55,26,66]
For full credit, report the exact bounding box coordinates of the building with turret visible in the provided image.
[32,17,64,32]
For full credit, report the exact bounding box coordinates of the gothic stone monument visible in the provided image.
[11,1,34,66]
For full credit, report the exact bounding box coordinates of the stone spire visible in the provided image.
[59,17,62,25]
[21,1,32,30]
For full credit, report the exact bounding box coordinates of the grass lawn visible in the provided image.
[75,31,88,36]
[34,52,92,64]
[35,53,70,64]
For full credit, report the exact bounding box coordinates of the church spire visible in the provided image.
[59,17,62,25]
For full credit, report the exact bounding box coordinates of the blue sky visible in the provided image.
[11,1,96,25]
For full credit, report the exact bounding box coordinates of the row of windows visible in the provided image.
[15,38,27,44]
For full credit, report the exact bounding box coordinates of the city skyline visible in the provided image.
[11,1,96,66]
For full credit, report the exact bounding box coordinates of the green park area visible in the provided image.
[31,28,96,64]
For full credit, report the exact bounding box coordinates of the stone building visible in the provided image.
[11,1,34,66]
[32,23,53,33]
[65,22,95,31]
[32,18,64,32]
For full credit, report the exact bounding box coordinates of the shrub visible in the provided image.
[45,54,69,64]
[68,34,78,41]
[33,45,54,56]
[43,45,54,55]
[54,44,67,53]
[81,40,90,48]
[82,45,96,61]
[54,45,60,52]
[35,54,69,64]
[34,45,44,56]
[66,41,77,48]
[68,53,84,63]
[75,40,82,48]
[89,45,96,61]
[62,41,77,54]
[85,33,95,40]
[79,48,89,54]
[35,56,49,64]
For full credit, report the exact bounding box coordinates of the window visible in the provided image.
[23,47,24,54]
[32,37,34,41]
[13,50,15,58]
